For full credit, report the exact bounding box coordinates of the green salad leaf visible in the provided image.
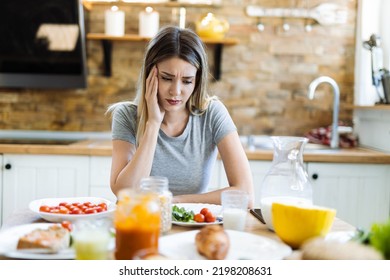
[352,219,390,260]
[172,205,194,223]
[370,220,390,260]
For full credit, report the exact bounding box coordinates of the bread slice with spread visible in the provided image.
[17,224,70,251]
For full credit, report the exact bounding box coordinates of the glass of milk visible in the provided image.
[221,190,249,231]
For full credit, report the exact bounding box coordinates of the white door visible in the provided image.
[308,162,390,230]
[2,154,89,223]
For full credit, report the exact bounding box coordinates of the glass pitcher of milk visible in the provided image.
[260,136,313,231]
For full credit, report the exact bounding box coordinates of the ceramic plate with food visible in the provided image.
[159,229,292,260]
[29,197,116,223]
[172,203,223,227]
[0,223,75,260]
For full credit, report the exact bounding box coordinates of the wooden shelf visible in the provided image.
[87,33,152,42]
[87,33,239,79]
[87,33,239,45]
[354,105,390,110]
[82,0,220,10]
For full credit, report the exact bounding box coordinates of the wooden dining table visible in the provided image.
[0,208,356,260]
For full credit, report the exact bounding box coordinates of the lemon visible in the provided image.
[272,202,336,249]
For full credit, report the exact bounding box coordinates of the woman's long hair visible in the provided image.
[108,26,214,146]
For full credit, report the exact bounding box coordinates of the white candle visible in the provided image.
[105,6,125,36]
[139,7,159,38]
[179,7,186,29]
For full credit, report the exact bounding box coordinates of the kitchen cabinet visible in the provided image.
[1,154,90,224]
[89,156,116,202]
[249,161,273,207]
[208,159,227,191]
[210,159,272,207]
[307,162,390,230]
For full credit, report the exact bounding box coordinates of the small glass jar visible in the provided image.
[114,188,160,260]
[140,176,172,233]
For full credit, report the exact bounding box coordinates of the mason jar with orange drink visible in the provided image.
[114,188,161,260]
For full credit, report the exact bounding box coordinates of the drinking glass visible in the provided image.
[72,219,112,260]
[221,190,249,231]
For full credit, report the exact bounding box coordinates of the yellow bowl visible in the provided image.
[272,202,336,249]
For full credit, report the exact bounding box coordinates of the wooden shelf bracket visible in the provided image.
[87,33,239,80]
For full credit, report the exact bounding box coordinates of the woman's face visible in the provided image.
[156,57,197,113]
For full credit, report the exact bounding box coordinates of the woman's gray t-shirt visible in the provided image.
[111,99,237,195]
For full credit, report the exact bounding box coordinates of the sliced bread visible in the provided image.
[17,225,70,251]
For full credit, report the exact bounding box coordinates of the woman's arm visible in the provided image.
[110,66,164,195]
[172,131,254,208]
[110,121,160,195]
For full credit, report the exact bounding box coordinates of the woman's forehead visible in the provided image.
[157,57,197,77]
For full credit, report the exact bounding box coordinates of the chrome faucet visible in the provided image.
[308,76,340,149]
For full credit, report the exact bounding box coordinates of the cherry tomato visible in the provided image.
[200,208,210,216]
[98,203,108,211]
[50,208,60,214]
[39,205,51,213]
[205,212,216,223]
[59,206,70,214]
[70,208,82,215]
[63,203,73,209]
[61,221,72,232]
[72,202,83,207]
[83,202,93,208]
[85,208,97,214]
[194,213,205,223]
[68,205,78,212]
[38,201,108,215]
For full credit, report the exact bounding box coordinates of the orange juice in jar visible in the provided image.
[114,189,161,260]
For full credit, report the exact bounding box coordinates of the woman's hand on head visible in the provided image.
[145,66,165,125]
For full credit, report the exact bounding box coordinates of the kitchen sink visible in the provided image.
[240,135,331,151]
[0,138,82,145]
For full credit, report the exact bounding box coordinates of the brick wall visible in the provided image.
[0,0,356,136]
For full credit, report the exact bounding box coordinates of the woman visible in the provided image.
[108,26,253,207]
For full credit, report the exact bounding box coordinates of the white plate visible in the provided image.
[159,229,292,260]
[0,223,75,259]
[172,203,223,227]
[29,197,116,223]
